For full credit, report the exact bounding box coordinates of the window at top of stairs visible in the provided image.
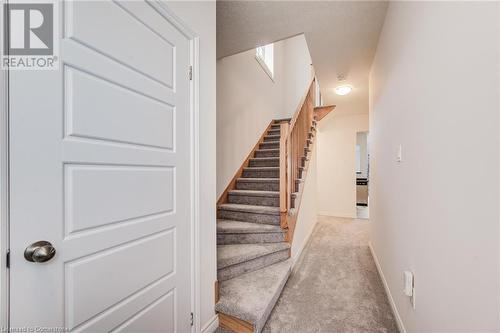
[256,43,274,81]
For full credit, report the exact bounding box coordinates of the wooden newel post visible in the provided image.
[279,122,289,229]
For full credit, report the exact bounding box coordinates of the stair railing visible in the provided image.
[279,74,316,242]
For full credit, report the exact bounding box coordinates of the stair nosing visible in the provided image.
[243,166,279,170]
[237,177,279,182]
[256,148,279,152]
[218,203,280,215]
[228,189,279,197]
[217,242,290,269]
[215,259,292,328]
[217,219,284,234]
[250,157,279,160]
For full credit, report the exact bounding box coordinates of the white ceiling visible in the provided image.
[217,1,389,116]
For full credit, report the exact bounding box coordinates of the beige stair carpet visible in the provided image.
[262,216,398,333]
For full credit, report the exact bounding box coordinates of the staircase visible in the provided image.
[216,115,318,332]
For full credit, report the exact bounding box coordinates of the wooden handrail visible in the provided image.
[279,74,317,241]
[314,105,336,121]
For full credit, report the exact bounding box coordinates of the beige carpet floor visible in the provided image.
[261,215,399,333]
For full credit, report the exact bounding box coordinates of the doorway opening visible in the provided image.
[356,131,369,219]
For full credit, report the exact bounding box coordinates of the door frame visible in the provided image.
[0,1,202,331]
[0,0,9,328]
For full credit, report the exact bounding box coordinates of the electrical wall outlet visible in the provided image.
[403,270,415,309]
[411,285,416,309]
[397,144,402,162]
[403,271,413,296]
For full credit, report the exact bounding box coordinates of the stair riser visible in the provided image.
[217,232,285,245]
[243,169,279,178]
[228,194,279,207]
[217,249,289,281]
[236,181,279,191]
[255,150,279,158]
[249,159,279,167]
[217,209,280,225]
[264,136,280,142]
[259,142,279,150]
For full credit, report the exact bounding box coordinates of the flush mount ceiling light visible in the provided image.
[335,85,353,96]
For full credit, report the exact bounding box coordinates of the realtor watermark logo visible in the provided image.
[1,0,59,70]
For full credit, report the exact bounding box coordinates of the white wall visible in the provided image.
[291,144,318,262]
[165,2,217,332]
[217,34,312,196]
[217,41,285,195]
[317,114,369,218]
[282,36,313,119]
[369,2,500,332]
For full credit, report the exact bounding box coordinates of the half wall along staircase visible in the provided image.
[215,77,329,333]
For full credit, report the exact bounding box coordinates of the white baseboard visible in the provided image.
[201,314,219,333]
[368,242,407,333]
[291,218,317,268]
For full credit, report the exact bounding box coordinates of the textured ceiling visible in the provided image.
[217,1,389,116]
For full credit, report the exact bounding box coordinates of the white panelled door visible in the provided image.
[9,1,193,332]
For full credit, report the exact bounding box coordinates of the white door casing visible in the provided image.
[8,1,197,331]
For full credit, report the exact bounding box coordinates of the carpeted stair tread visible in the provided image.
[217,220,286,245]
[217,242,289,269]
[264,134,280,140]
[228,190,279,197]
[249,157,279,167]
[250,157,279,161]
[215,259,292,332]
[228,189,280,207]
[217,219,283,234]
[254,149,279,157]
[242,167,279,178]
[236,178,279,191]
[237,178,279,183]
[218,203,280,215]
[243,167,279,171]
[256,148,279,153]
[259,141,280,149]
